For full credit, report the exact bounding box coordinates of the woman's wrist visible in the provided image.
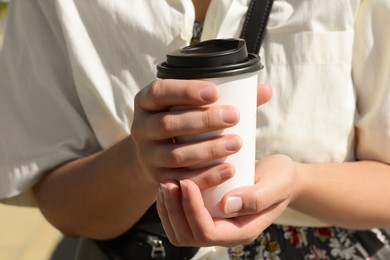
[288,161,307,210]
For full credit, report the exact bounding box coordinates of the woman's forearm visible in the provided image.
[292,160,390,229]
[33,136,158,240]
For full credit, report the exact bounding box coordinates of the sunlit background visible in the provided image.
[0,1,7,45]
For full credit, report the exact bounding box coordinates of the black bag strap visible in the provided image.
[240,0,274,54]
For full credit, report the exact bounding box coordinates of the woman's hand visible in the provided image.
[32,79,271,240]
[156,154,297,247]
[131,79,272,189]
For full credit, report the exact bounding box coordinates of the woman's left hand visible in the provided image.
[156,154,298,247]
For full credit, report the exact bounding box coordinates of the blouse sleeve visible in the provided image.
[353,0,390,163]
[0,1,101,205]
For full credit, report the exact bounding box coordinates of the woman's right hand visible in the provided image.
[131,79,242,188]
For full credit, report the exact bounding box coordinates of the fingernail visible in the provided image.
[222,107,239,124]
[225,136,242,151]
[224,196,243,214]
[199,85,218,101]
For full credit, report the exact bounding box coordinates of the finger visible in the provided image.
[179,180,217,245]
[141,105,239,140]
[135,79,219,111]
[180,163,235,190]
[220,180,290,216]
[160,181,195,245]
[160,163,234,189]
[221,178,287,216]
[156,184,179,245]
[257,84,272,106]
[148,135,242,168]
[221,185,269,216]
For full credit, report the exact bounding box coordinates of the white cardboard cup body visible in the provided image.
[175,72,258,218]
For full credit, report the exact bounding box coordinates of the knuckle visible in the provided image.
[156,114,174,134]
[201,110,213,128]
[254,191,267,213]
[203,174,218,188]
[200,166,230,188]
[149,80,163,98]
[169,148,185,166]
[147,80,164,104]
[202,106,224,129]
[181,84,194,100]
[209,137,232,160]
[206,141,219,159]
[135,81,157,108]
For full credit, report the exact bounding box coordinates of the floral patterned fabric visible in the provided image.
[228,225,390,260]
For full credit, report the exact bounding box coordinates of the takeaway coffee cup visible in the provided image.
[157,39,262,218]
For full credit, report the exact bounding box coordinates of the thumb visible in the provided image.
[257,84,272,106]
[221,186,269,216]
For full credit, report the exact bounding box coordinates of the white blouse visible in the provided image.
[1,0,389,228]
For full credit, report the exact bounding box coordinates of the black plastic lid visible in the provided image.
[157,38,263,79]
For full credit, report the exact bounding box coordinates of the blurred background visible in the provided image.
[0,204,78,260]
[0,1,6,45]
[0,2,78,259]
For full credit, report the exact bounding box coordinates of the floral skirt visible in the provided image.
[228,224,390,260]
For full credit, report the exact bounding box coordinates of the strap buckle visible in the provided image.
[147,235,166,258]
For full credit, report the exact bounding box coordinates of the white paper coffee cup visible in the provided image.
[157,39,262,217]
